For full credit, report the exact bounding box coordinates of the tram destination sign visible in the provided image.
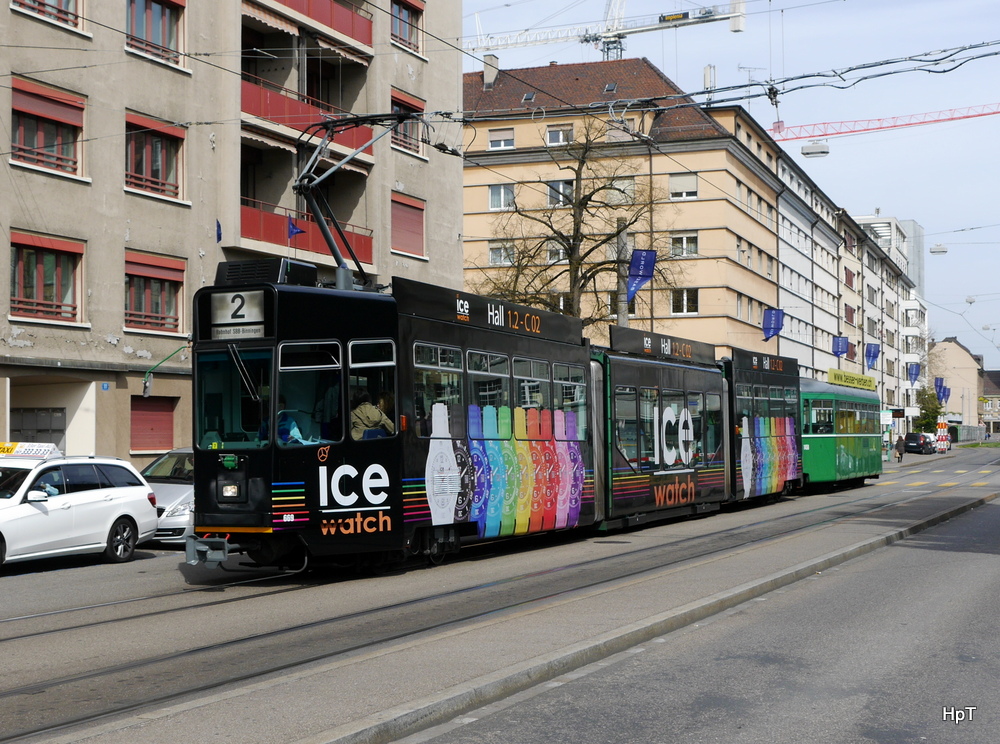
[731,347,799,377]
[609,325,716,365]
[392,277,584,344]
[209,290,266,340]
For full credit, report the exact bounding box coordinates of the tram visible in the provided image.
[799,377,882,487]
[186,258,803,570]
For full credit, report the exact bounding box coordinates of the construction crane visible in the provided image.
[466,1,745,61]
[769,103,1000,141]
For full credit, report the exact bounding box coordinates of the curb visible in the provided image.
[298,491,999,744]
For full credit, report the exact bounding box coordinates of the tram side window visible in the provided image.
[638,388,658,469]
[195,348,272,450]
[348,340,397,441]
[662,390,685,467]
[810,399,834,434]
[753,385,769,417]
[769,386,784,418]
[705,393,723,462]
[468,351,510,440]
[413,343,464,439]
[276,342,342,446]
[614,386,638,466]
[687,393,704,466]
[513,358,550,441]
[835,401,855,434]
[735,383,753,433]
[553,363,587,441]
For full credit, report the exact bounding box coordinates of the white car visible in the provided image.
[141,447,194,546]
[0,443,158,567]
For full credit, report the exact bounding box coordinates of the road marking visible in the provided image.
[909,482,929,486]
[938,482,958,487]
[972,482,989,487]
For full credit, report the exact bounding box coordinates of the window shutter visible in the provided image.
[131,396,174,450]
[391,196,424,256]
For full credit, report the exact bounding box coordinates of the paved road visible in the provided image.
[402,495,1000,743]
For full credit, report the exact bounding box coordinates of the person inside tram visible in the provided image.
[350,390,395,440]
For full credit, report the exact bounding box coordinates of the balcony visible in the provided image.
[241,199,373,265]
[274,0,372,46]
[242,74,374,154]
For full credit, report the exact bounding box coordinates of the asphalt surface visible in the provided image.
[18,450,998,744]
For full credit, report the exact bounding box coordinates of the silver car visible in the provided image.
[141,448,194,546]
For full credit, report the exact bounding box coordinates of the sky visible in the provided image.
[458,0,1000,368]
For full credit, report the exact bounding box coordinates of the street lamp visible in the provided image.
[929,243,947,255]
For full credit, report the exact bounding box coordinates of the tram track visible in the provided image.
[3,456,996,742]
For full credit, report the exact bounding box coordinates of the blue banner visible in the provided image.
[288,215,306,239]
[864,343,880,369]
[762,308,784,341]
[832,336,849,357]
[626,249,656,302]
[907,362,921,385]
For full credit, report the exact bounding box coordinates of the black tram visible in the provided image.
[187,259,804,570]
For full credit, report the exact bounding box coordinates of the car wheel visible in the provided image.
[104,518,137,563]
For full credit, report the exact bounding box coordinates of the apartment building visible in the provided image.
[463,58,782,353]
[2,0,462,461]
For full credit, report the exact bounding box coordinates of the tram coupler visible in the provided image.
[185,535,234,569]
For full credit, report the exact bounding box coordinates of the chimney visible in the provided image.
[484,54,499,90]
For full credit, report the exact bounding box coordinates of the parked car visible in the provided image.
[903,432,935,454]
[141,447,194,546]
[0,443,157,567]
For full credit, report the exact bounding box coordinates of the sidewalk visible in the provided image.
[32,477,998,744]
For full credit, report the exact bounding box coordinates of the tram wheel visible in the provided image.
[425,538,446,566]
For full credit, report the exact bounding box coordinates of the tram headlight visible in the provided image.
[222,484,240,499]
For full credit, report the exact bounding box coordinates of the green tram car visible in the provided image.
[799,377,882,487]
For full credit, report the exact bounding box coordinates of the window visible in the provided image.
[349,340,397,441]
[12,0,80,28]
[866,317,879,335]
[489,241,514,266]
[844,267,855,289]
[546,240,567,263]
[669,173,698,199]
[513,358,550,437]
[671,288,698,315]
[391,0,421,51]
[845,304,856,326]
[553,364,587,440]
[127,0,181,64]
[277,342,343,444]
[413,343,463,438]
[866,285,878,304]
[11,79,83,175]
[488,128,514,149]
[489,183,514,210]
[547,179,573,207]
[391,91,424,154]
[10,230,82,321]
[546,125,572,146]
[125,252,183,332]
[391,193,424,256]
[125,113,183,198]
[670,233,698,257]
[606,117,635,142]
[607,291,636,317]
[607,177,635,205]
[468,351,510,433]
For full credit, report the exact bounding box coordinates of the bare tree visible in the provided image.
[468,119,677,329]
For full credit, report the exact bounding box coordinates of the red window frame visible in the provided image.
[390,0,422,51]
[125,113,183,198]
[10,231,82,321]
[126,0,183,64]
[11,79,83,174]
[125,252,184,331]
[391,193,425,257]
[391,90,424,154]
[11,0,80,27]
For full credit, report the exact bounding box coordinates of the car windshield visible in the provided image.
[0,467,30,499]
[141,452,194,482]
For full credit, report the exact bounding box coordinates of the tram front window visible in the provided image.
[196,348,272,449]
[277,342,343,446]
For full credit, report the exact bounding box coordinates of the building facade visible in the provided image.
[2,0,463,462]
